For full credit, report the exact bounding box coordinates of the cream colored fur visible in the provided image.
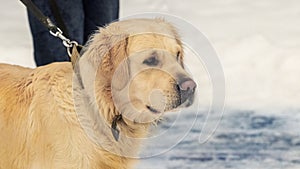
[0,18,191,169]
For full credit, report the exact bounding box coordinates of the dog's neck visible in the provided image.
[73,59,150,158]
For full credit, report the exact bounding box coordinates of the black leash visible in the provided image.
[48,0,69,38]
[20,0,81,61]
[20,0,58,34]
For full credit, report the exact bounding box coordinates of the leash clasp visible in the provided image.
[49,28,78,57]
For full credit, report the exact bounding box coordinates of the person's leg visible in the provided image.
[83,0,119,43]
[27,0,84,66]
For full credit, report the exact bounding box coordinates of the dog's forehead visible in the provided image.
[129,50,174,60]
[115,19,176,36]
[125,34,182,60]
[128,34,179,53]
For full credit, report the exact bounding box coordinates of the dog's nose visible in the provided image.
[179,79,197,92]
[178,79,196,104]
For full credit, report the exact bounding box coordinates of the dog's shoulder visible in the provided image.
[0,62,72,90]
[31,62,73,84]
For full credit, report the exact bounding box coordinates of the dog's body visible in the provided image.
[0,19,196,169]
[0,63,132,169]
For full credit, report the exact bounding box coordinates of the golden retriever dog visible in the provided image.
[0,18,196,169]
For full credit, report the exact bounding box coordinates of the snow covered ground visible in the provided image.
[0,0,300,168]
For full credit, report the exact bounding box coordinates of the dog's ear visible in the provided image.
[81,27,130,89]
[108,35,130,90]
[111,55,130,90]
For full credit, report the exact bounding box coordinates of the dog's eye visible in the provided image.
[176,51,180,61]
[143,56,159,66]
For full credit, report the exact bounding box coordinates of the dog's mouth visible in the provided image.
[179,96,194,108]
[145,97,183,114]
[146,105,161,114]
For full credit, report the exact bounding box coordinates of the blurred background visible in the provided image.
[0,0,299,168]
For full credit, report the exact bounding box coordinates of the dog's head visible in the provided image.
[79,19,196,125]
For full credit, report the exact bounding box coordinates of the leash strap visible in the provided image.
[20,0,81,60]
[20,0,59,35]
[48,0,69,38]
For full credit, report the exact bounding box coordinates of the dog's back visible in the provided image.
[0,63,79,168]
[0,63,34,127]
[0,63,35,167]
[0,63,32,86]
